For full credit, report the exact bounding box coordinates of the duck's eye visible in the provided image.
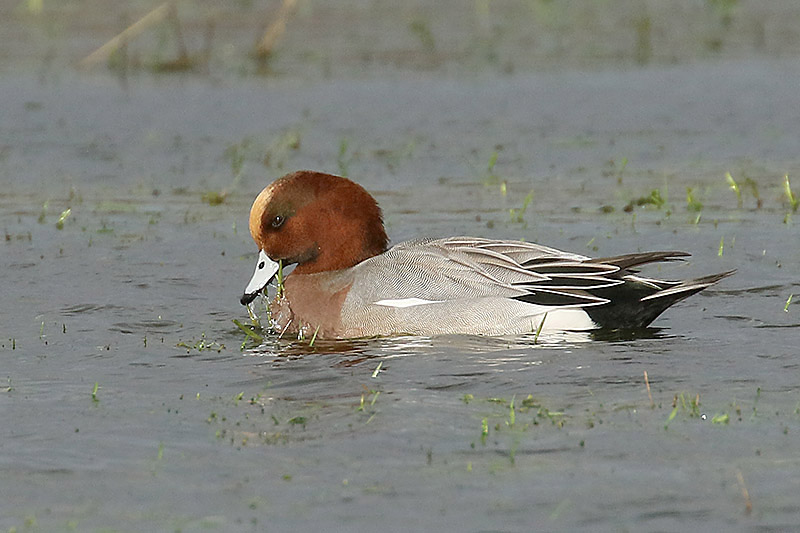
[258,261,265,269]
[271,215,285,228]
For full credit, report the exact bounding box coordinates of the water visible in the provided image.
[2,2,800,531]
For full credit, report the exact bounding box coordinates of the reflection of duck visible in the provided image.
[241,171,733,340]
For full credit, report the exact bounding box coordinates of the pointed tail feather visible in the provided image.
[587,251,689,271]
[586,270,735,329]
[640,270,736,302]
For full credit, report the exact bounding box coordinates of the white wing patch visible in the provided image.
[373,298,445,308]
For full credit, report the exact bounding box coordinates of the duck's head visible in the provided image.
[240,170,388,305]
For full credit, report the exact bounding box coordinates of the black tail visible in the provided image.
[585,269,735,329]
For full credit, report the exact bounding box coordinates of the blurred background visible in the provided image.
[4,0,799,77]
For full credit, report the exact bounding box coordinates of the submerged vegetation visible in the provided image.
[337,138,353,178]
[55,208,71,230]
[611,171,795,230]
[176,332,225,353]
[233,318,264,348]
[685,187,703,212]
[726,172,742,207]
[784,174,798,212]
[508,190,534,225]
[623,188,666,212]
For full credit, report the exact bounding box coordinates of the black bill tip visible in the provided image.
[240,292,258,306]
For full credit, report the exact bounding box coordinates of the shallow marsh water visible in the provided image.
[2,2,800,532]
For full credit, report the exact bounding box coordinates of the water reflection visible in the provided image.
[590,327,670,342]
[240,328,599,368]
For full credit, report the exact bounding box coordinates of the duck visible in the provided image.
[240,170,733,339]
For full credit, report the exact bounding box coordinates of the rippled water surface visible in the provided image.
[2,2,800,532]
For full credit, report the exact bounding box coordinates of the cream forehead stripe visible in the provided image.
[248,185,277,244]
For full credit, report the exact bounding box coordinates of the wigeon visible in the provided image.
[240,171,733,339]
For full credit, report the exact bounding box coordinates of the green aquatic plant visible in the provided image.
[176,332,224,353]
[91,382,100,403]
[624,188,666,212]
[533,312,547,344]
[264,128,302,169]
[743,177,761,208]
[644,188,666,208]
[686,187,703,212]
[520,394,537,410]
[664,405,678,429]
[38,200,48,223]
[482,151,501,186]
[664,392,702,429]
[224,140,248,177]
[785,294,793,313]
[707,0,738,27]
[287,416,307,426]
[784,174,798,212]
[56,208,71,230]
[534,405,566,427]
[90,220,116,241]
[357,389,380,424]
[201,191,226,205]
[337,138,351,177]
[509,190,534,224]
[409,19,435,52]
[233,319,263,346]
[308,325,320,347]
[616,157,628,184]
[711,413,730,424]
[725,172,742,207]
[275,258,285,298]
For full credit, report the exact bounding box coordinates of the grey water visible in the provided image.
[2,2,800,531]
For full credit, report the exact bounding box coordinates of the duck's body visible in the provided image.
[241,171,732,339]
